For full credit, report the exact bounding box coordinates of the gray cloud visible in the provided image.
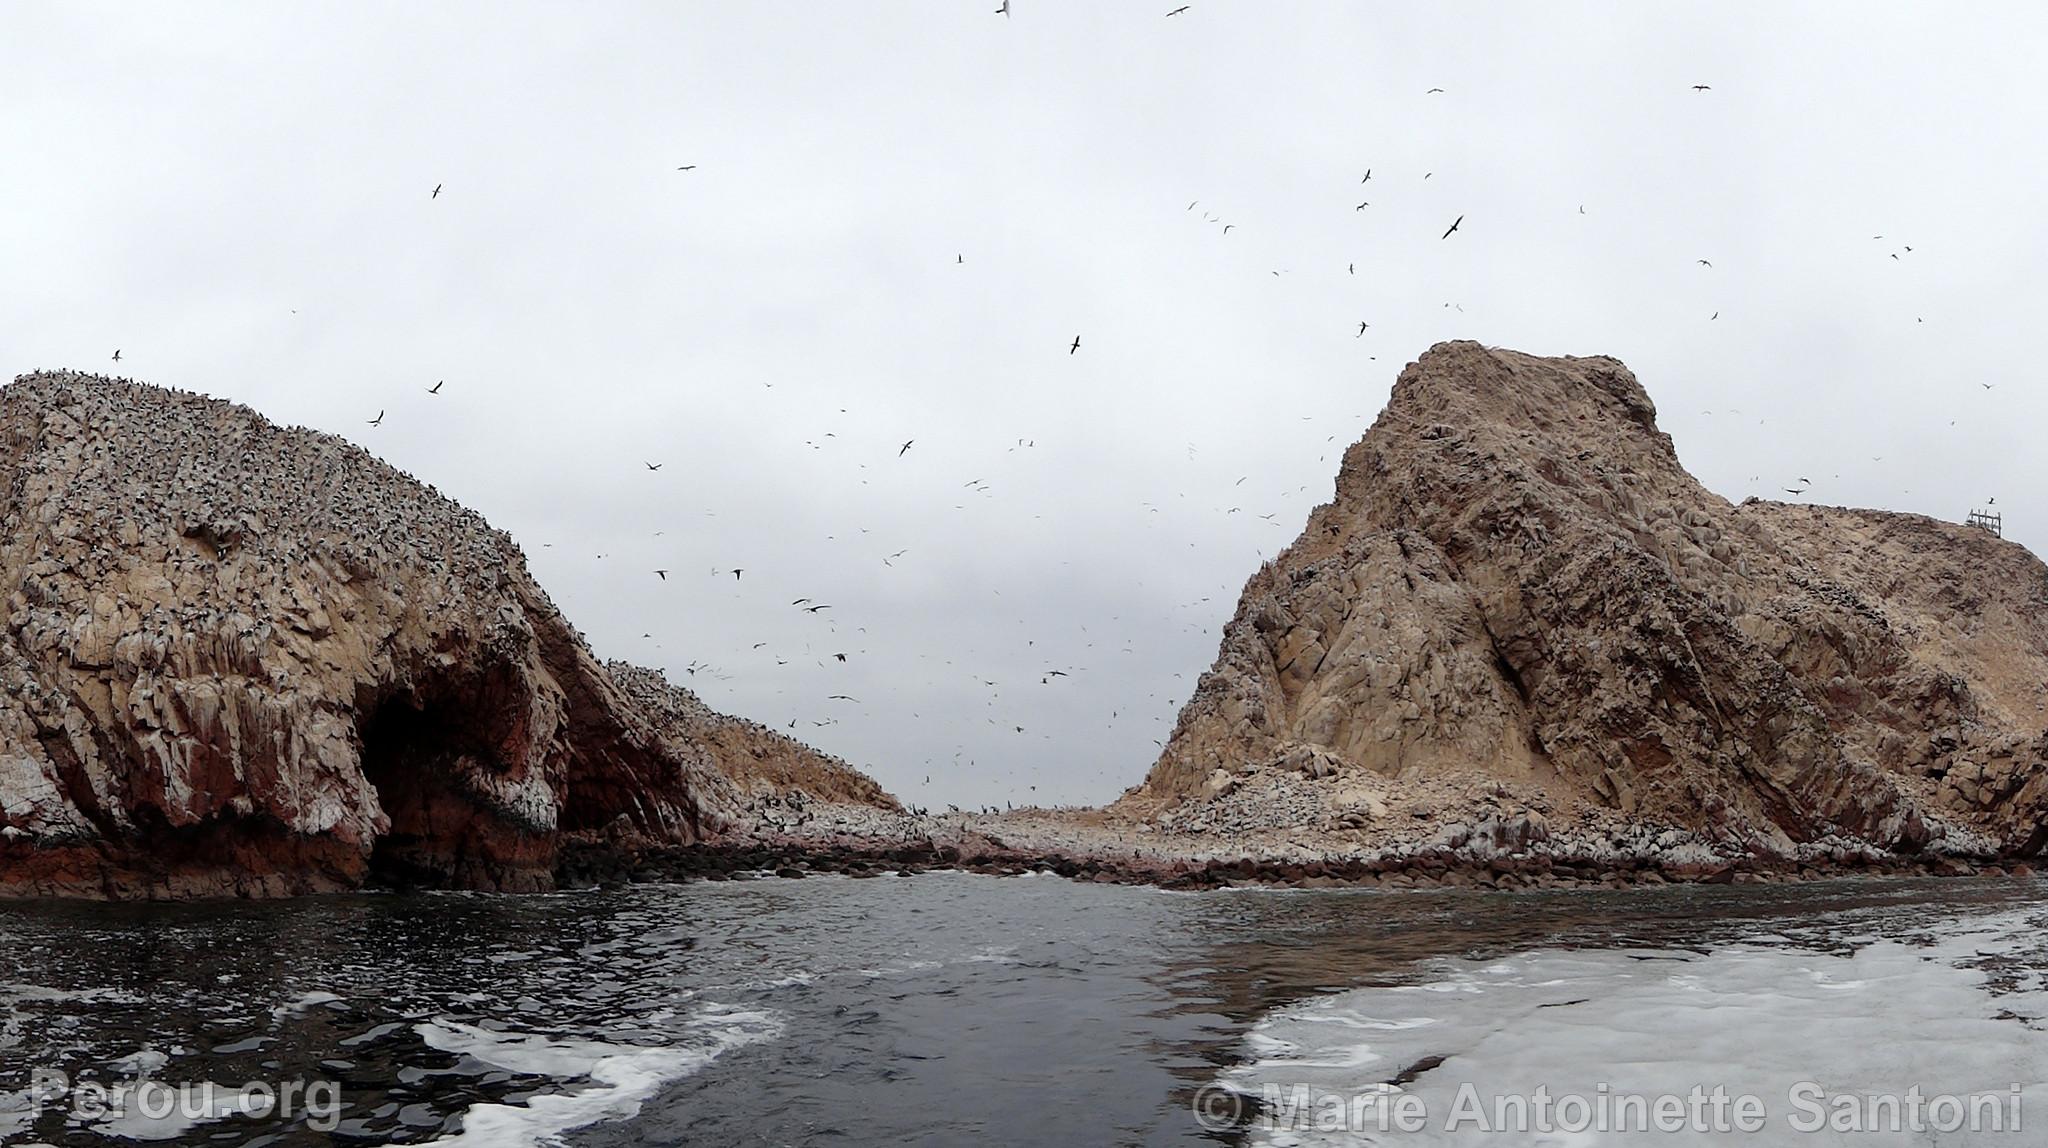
[3,2,2041,809]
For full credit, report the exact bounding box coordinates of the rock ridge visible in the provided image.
[1124,341,2048,863]
[0,369,891,898]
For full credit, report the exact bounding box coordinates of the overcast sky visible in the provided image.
[4,3,2044,810]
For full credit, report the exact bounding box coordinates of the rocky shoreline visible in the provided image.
[550,797,2040,897]
[563,833,2037,895]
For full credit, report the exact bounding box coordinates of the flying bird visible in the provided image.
[111,349,121,362]
[1355,201,1369,211]
[1426,87,1444,94]
[1356,321,1369,337]
[676,165,696,171]
[654,570,668,580]
[995,0,1008,14]
[367,410,384,426]
[645,461,663,471]
[1441,215,1463,239]
[1692,84,1711,91]
[431,184,442,199]
[1069,335,1081,355]
[899,439,914,456]
[1166,4,1189,13]
[1361,169,1372,183]
[730,569,743,580]
[834,653,847,662]
[804,604,831,613]
[827,695,861,702]
[1221,224,1233,234]
[427,380,443,394]
[1697,259,1712,267]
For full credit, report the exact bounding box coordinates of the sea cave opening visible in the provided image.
[358,682,503,890]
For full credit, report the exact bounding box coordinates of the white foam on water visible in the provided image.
[850,958,945,979]
[418,1001,783,1146]
[0,1088,34,1141]
[107,1048,170,1076]
[66,1082,269,1142]
[753,972,817,990]
[268,990,342,1025]
[0,983,143,1006]
[1219,907,2048,1146]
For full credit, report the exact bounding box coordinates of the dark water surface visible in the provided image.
[2,873,2043,1146]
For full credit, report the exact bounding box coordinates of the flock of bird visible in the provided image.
[91,12,2000,808]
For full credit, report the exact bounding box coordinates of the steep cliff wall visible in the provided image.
[0,371,773,896]
[1129,342,2048,861]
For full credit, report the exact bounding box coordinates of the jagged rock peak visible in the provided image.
[1128,342,2048,864]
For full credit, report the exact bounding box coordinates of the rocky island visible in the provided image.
[1103,341,2048,884]
[0,370,894,898]
[4,343,2046,898]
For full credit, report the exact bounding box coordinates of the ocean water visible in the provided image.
[1,873,2044,1146]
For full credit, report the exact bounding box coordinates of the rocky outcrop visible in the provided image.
[1126,342,2048,862]
[0,370,881,898]
[605,661,900,809]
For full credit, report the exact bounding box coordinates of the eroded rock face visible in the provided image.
[1129,342,2048,859]
[605,661,901,810]
[0,370,834,897]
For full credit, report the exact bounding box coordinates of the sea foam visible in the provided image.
[1219,906,2048,1146]
[419,1001,783,1146]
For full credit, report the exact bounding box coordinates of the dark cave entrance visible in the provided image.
[357,681,514,890]
[353,657,687,891]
